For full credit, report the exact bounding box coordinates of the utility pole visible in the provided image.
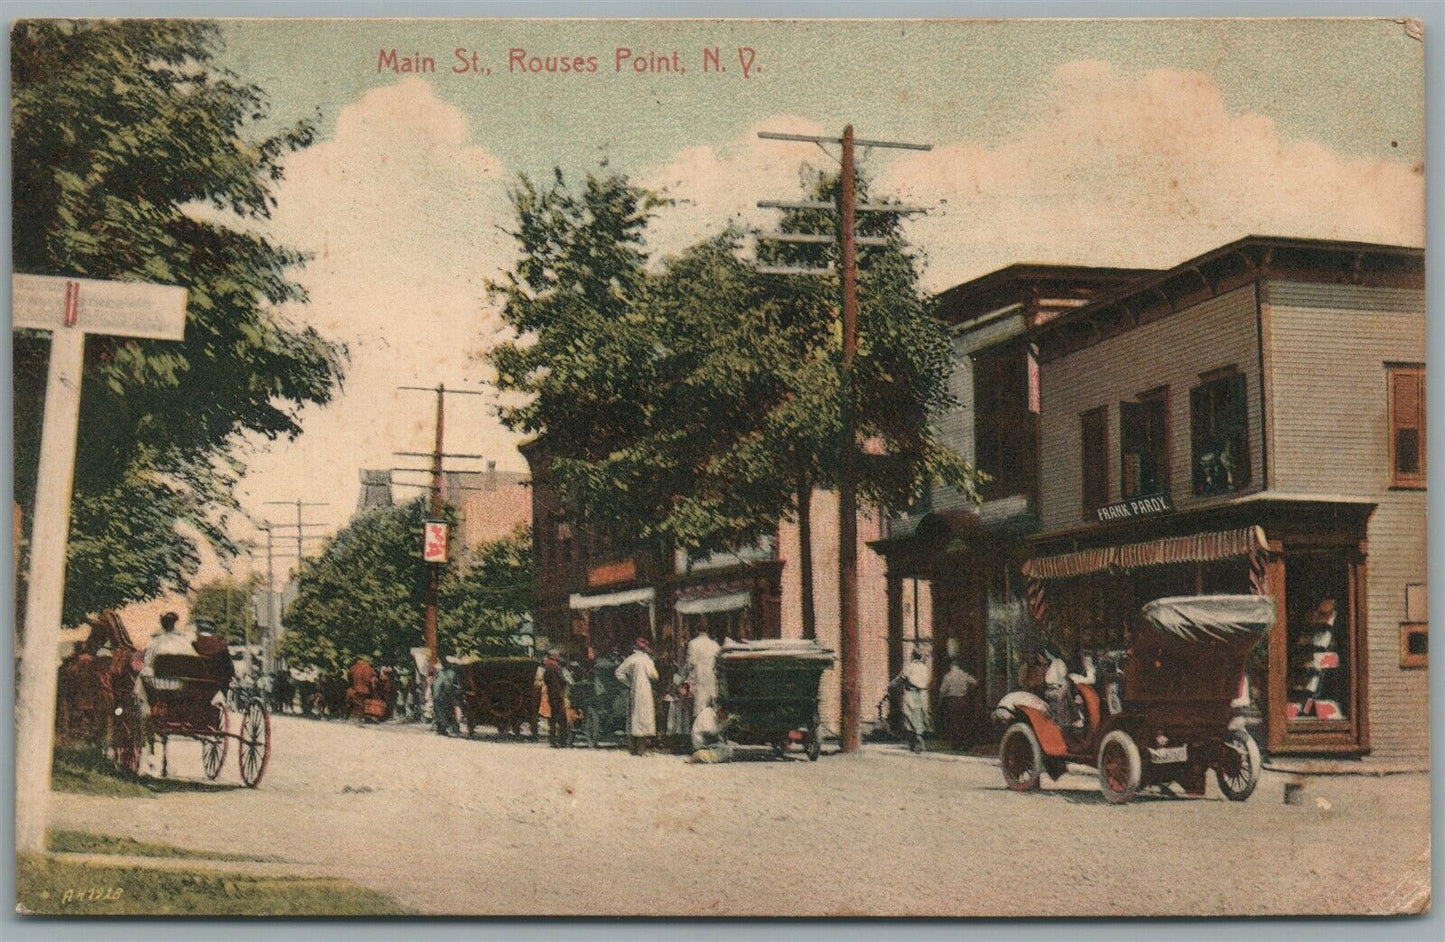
[397,383,487,670]
[756,126,930,753]
[258,503,326,674]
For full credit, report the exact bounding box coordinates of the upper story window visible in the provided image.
[1190,368,1251,497]
[1081,406,1109,517]
[1120,387,1169,499]
[1388,364,1426,489]
[973,341,1039,502]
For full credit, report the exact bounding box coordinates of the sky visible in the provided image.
[121,17,1425,631]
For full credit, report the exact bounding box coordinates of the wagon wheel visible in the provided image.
[1097,729,1143,804]
[238,699,272,788]
[482,679,525,729]
[1000,722,1044,791]
[202,702,230,780]
[1215,729,1262,802]
[804,723,822,762]
[109,695,144,776]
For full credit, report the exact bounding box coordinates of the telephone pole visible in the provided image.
[258,502,327,673]
[397,383,487,669]
[756,126,930,753]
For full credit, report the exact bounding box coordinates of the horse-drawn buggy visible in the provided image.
[457,657,542,738]
[994,594,1273,804]
[716,639,833,761]
[112,634,272,787]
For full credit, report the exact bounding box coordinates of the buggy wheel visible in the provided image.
[1000,722,1044,791]
[202,703,230,780]
[1215,729,1262,802]
[482,680,524,729]
[1097,730,1143,804]
[110,699,143,776]
[238,700,271,787]
[805,727,821,761]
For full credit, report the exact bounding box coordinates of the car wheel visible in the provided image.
[1000,722,1044,792]
[1097,729,1143,804]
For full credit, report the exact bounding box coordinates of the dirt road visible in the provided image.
[48,715,1431,916]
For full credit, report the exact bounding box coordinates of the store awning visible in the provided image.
[569,586,655,610]
[1023,525,1269,581]
[675,590,751,616]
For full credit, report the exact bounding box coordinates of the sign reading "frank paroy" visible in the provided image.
[1095,493,1176,523]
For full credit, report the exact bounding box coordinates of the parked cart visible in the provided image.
[716,639,834,761]
[457,657,541,738]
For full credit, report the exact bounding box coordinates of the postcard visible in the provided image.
[10,15,1429,918]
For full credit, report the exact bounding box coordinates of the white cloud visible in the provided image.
[125,79,524,625]
[641,115,830,262]
[883,61,1425,290]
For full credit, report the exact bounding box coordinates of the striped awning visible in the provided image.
[1023,526,1269,581]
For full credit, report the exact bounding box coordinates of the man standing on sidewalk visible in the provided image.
[937,657,978,750]
[615,637,659,755]
[542,649,573,747]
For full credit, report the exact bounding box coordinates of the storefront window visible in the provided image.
[1121,389,1169,499]
[1190,370,1251,496]
[1284,548,1352,724]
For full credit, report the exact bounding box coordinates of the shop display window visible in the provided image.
[1284,548,1353,725]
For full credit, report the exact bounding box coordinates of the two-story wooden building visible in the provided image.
[1025,236,1426,762]
[871,264,1158,739]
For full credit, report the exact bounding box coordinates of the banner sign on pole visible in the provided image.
[423,520,449,563]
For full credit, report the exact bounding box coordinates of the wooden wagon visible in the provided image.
[456,657,541,738]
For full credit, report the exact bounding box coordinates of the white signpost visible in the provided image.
[12,273,187,853]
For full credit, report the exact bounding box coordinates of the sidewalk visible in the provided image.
[1262,757,1429,776]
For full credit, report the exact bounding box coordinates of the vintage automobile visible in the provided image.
[994,594,1273,804]
[716,638,834,761]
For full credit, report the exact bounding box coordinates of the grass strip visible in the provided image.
[47,829,285,863]
[17,854,409,916]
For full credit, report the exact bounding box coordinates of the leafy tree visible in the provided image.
[11,20,345,624]
[280,500,533,671]
[489,167,979,639]
[439,525,535,656]
[190,573,264,643]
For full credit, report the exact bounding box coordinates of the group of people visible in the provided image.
[459,624,723,757]
[888,648,980,753]
[555,625,722,757]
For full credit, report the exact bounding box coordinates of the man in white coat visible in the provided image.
[615,637,659,755]
[684,624,721,713]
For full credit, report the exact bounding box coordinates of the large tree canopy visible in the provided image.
[11,20,346,622]
[488,167,979,564]
[280,500,533,671]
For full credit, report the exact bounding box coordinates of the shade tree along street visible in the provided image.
[11,20,346,625]
[487,166,981,643]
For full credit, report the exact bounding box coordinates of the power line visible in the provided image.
[755,125,931,754]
